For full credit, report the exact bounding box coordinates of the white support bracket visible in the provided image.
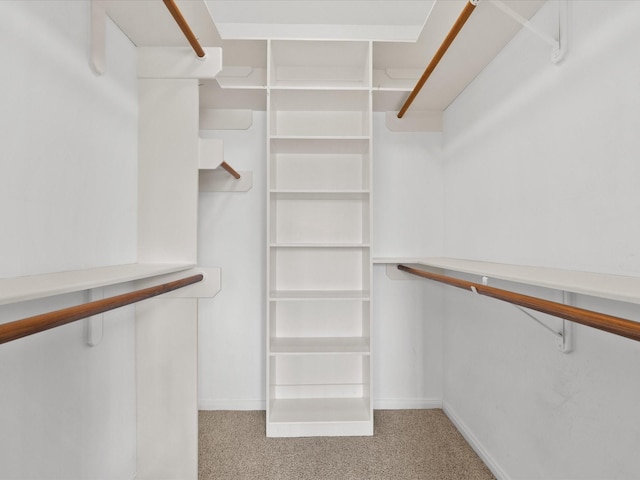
[559,291,574,353]
[514,297,572,353]
[489,0,568,63]
[85,287,104,346]
[483,276,572,353]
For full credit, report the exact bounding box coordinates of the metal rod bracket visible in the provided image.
[513,298,572,353]
[478,274,572,352]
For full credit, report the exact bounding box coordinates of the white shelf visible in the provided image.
[371,0,546,112]
[270,135,370,142]
[376,257,640,306]
[216,67,267,89]
[269,398,370,424]
[270,290,371,301]
[270,337,370,355]
[271,243,369,248]
[271,248,369,292]
[270,90,370,137]
[270,197,370,244]
[270,137,369,154]
[270,190,369,196]
[270,89,369,110]
[199,79,267,111]
[270,85,369,92]
[0,263,195,306]
[270,150,370,191]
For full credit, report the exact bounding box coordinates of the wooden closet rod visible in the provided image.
[398,264,640,343]
[0,274,204,345]
[397,0,478,118]
[162,0,206,58]
[220,161,241,179]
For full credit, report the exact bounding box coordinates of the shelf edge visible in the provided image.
[0,263,195,306]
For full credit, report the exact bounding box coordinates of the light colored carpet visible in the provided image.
[199,409,495,480]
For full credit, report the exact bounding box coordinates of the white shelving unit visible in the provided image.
[266,40,373,437]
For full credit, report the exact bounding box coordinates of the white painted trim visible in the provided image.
[199,398,442,411]
[443,401,510,480]
[198,399,266,411]
[373,398,442,410]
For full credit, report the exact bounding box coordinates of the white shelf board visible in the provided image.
[375,257,640,305]
[373,257,427,264]
[0,263,195,306]
[270,135,370,142]
[371,0,546,112]
[199,80,267,111]
[269,397,370,424]
[271,189,369,195]
[270,290,371,301]
[270,88,369,111]
[270,137,370,154]
[216,67,267,89]
[270,85,369,92]
[270,190,369,200]
[270,337,370,355]
[271,243,370,249]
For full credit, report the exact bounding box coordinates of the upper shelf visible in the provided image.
[372,0,547,112]
[374,257,640,306]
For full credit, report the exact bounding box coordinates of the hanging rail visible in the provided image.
[397,264,640,343]
[397,0,479,118]
[162,0,206,58]
[0,274,204,345]
[220,161,241,179]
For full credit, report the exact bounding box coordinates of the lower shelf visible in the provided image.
[268,397,372,437]
[269,336,370,354]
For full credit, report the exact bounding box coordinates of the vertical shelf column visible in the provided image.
[266,40,373,437]
[136,46,221,479]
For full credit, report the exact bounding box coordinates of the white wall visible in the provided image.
[373,268,444,408]
[372,113,445,408]
[0,2,138,478]
[442,2,640,478]
[198,114,267,409]
[443,0,640,277]
[0,1,138,278]
[372,115,444,258]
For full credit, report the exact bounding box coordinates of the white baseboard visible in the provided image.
[199,398,442,411]
[373,397,442,410]
[443,401,510,480]
[198,399,266,411]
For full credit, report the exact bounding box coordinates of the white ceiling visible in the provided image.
[204,0,435,41]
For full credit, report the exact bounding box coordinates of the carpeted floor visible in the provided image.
[199,409,495,480]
